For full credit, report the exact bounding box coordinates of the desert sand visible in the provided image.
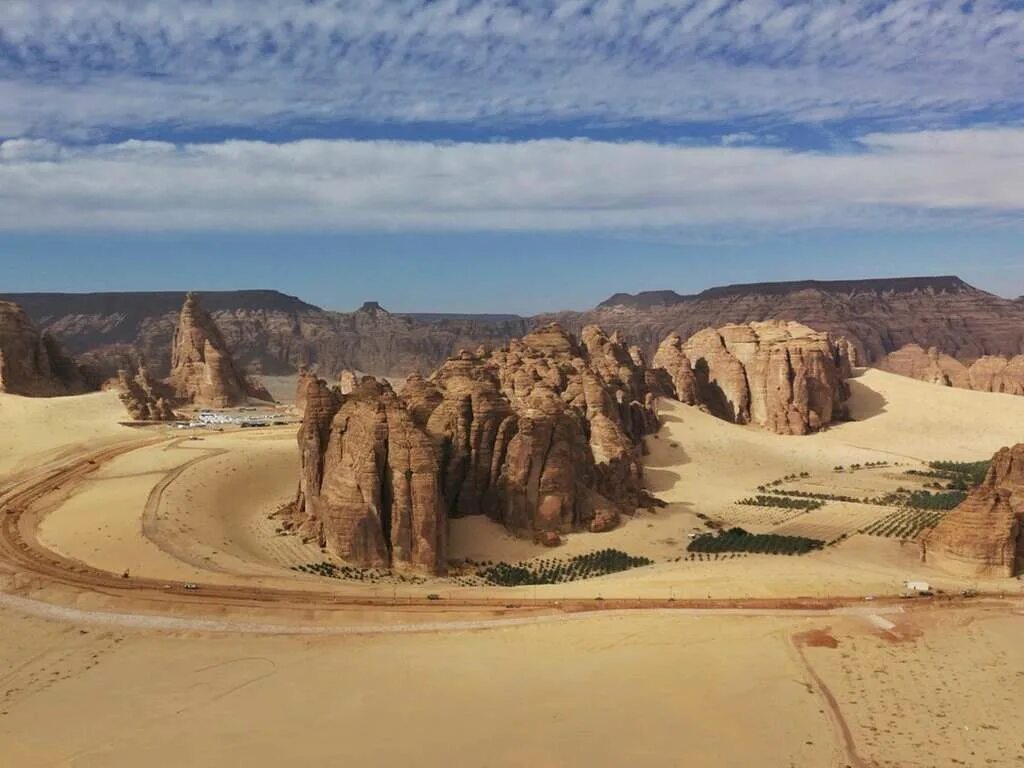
[1,599,1022,768]
[2,369,1024,767]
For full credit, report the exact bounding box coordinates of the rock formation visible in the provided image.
[653,321,852,435]
[117,364,178,421]
[541,276,1024,366]
[0,301,89,397]
[11,276,1022,382]
[290,323,660,572]
[921,444,1024,577]
[292,376,446,573]
[878,344,1024,396]
[168,293,271,408]
[3,290,528,381]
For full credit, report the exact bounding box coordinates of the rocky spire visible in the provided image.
[168,292,251,408]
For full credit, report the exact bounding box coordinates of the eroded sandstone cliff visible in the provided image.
[543,276,1024,366]
[0,301,89,397]
[169,293,271,408]
[11,276,1020,382]
[653,321,852,435]
[878,344,1024,396]
[290,323,660,572]
[921,444,1024,578]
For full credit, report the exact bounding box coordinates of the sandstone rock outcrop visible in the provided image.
[878,344,1024,395]
[290,323,660,572]
[921,444,1024,577]
[0,301,89,397]
[169,293,271,408]
[652,333,699,405]
[117,364,178,421]
[292,377,446,573]
[542,276,1024,366]
[653,321,851,435]
[3,290,528,381]
[13,276,1022,382]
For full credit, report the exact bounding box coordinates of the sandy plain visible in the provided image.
[2,370,1024,766]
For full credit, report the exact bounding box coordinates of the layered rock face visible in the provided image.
[878,344,1024,396]
[14,276,1022,382]
[291,324,659,572]
[292,377,446,573]
[0,301,89,397]
[922,445,1024,577]
[169,293,270,408]
[117,364,178,421]
[542,276,1024,366]
[654,321,852,435]
[3,291,527,380]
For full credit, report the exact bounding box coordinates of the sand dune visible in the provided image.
[0,391,134,480]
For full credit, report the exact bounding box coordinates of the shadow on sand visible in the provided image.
[845,378,889,421]
[643,466,683,493]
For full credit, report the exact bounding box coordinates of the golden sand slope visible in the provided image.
[0,391,134,479]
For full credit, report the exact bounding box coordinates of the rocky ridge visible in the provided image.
[545,276,1024,366]
[2,291,527,381]
[288,323,660,572]
[10,276,1022,383]
[654,321,853,435]
[921,445,1024,578]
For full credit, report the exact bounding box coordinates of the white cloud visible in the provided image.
[0,1,1021,136]
[0,129,1021,232]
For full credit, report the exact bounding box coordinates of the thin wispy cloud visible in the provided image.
[2,129,1021,232]
[0,1,1021,139]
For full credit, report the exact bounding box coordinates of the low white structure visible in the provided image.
[904,580,932,594]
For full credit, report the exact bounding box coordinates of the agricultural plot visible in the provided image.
[723,504,809,530]
[772,502,893,542]
[688,527,823,555]
[475,549,654,586]
[860,508,946,540]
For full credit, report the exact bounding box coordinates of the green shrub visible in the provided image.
[688,528,824,555]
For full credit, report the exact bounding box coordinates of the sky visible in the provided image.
[0,0,1022,311]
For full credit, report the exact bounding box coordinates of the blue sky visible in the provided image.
[0,1,1022,308]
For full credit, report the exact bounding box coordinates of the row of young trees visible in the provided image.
[737,495,823,511]
[688,527,825,555]
[476,549,655,587]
